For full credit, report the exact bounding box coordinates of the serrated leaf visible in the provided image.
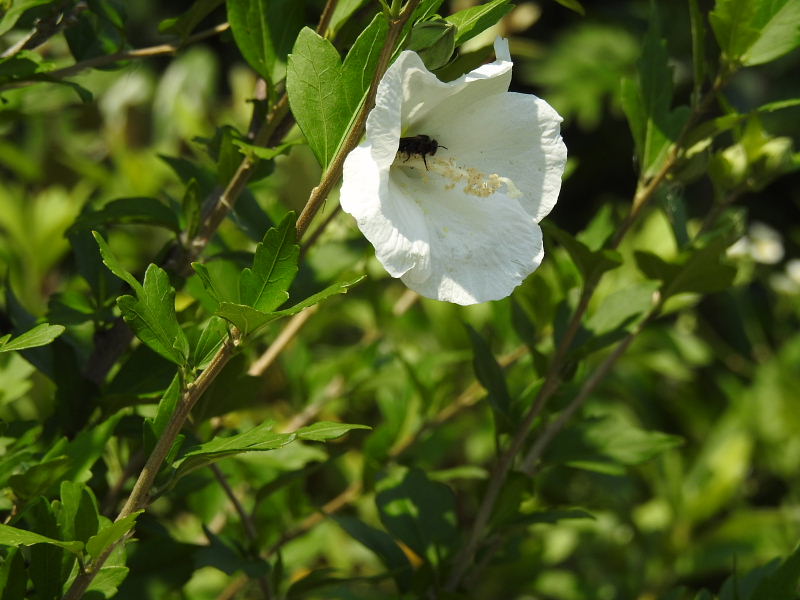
[0,523,83,554]
[85,511,143,560]
[239,212,298,312]
[173,421,296,479]
[295,421,371,441]
[228,0,304,84]
[116,264,190,366]
[446,0,514,47]
[0,323,64,353]
[217,276,364,338]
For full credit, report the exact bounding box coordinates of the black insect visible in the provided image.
[398,135,447,170]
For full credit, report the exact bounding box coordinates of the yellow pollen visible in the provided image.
[393,154,522,199]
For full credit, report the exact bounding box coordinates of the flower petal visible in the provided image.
[365,39,513,158]
[412,91,567,223]
[389,170,545,305]
[340,145,430,278]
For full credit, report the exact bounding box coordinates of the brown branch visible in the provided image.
[248,305,319,376]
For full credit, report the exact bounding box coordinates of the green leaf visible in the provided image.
[446,0,514,47]
[621,17,691,177]
[92,231,144,292]
[376,468,459,565]
[0,548,27,600]
[85,510,143,560]
[173,421,297,479]
[239,212,298,312]
[191,316,228,370]
[286,28,349,167]
[466,325,513,430]
[94,232,190,365]
[69,197,181,234]
[0,0,52,35]
[116,264,191,366]
[710,0,800,66]
[217,276,364,338]
[228,0,304,85]
[159,0,224,39]
[64,0,126,63]
[286,15,387,167]
[59,481,100,544]
[543,221,622,280]
[545,414,684,475]
[0,523,83,554]
[295,421,371,441]
[0,323,64,353]
[152,373,183,441]
[8,456,72,500]
[750,544,800,599]
[333,515,412,592]
[552,0,585,16]
[232,138,302,161]
[634,219,740,299]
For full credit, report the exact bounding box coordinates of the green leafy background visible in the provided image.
[1,0,799,599]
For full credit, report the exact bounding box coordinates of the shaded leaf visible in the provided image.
[295,421,371,441]
[466,325,512,430]
[0,323,65,353]
[70,197,181,234]
[543,221,622,280]
[0,523,83,554]
[86,511,143,560]
[173,421,297,479]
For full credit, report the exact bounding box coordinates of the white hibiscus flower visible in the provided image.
[340,37,567,305]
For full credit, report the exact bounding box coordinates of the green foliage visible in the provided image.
[286,14,389,167]
[0,1,799,598]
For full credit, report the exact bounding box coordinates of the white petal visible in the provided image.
[413,92,567,223]
[389,169,545,305]
[364,43,513,146]
[340,145,430,278]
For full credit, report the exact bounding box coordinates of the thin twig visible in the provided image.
[0,22,231,91]
[266,481,362,556]
[248,305,319,376]
[209,463,273,599]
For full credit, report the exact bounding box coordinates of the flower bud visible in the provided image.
[407,16,457,71]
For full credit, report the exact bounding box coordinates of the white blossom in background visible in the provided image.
[727,222,785,265]
[340,38,567,305]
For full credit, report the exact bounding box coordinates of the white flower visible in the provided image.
[340,38,567,305]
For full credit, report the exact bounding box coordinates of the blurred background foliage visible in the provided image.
[1,0,799,599]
